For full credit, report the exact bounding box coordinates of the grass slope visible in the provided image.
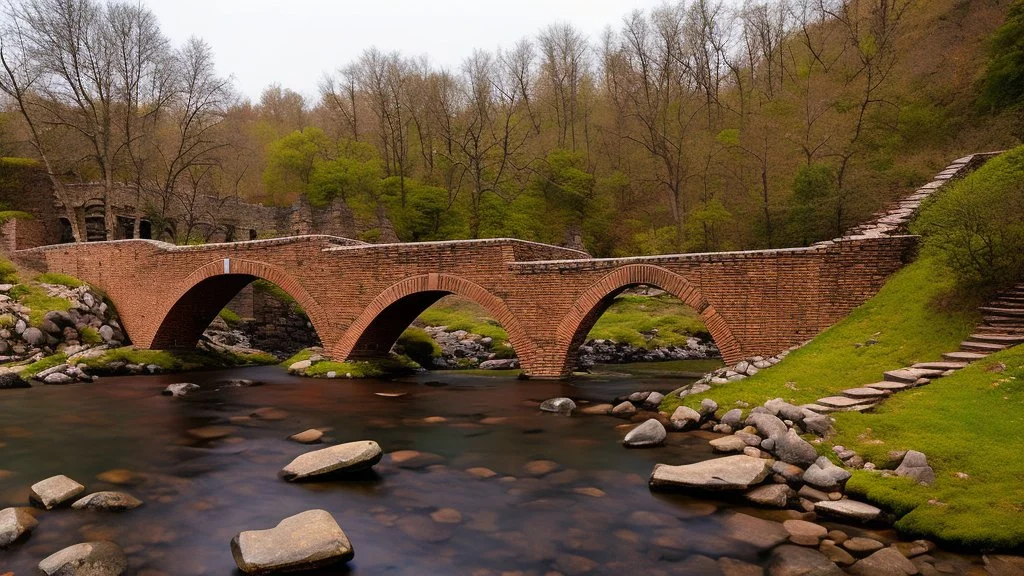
[834,348,1024,550]
[663,253,980,415]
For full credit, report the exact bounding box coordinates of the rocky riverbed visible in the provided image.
[0,365,1013,575]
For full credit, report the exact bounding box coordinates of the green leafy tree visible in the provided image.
[980,0,1024,112]
[262,128,332,204]
[788,163,837,246]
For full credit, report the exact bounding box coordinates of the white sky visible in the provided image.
[145,0,668,102]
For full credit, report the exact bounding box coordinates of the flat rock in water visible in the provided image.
[280,441,382,481]
[623,419,667,447]
[611,401,637,417]
[848,547,919,575]
[231,510,353,574]
[289,429,324,444]
[71,491,143,511]
[783,519,827,546]
[767,544,844,576]
[38,541,127,576]
[30,475,85,510]
[0,507,38,547]
[650,455,772,491]
[187,425,237,440]
[814,499,883,523]
[540,397,576,414]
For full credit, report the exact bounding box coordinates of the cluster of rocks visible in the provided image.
[688,346,802,392]
[424,325,719,371]
[421,326,510,369]
[576,335,718,367]
[0,474,142,575]
[0,282,124,366]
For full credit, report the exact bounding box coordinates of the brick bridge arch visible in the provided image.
[149,258,333,350]
[334,273,537,372]
[554,264,742,374]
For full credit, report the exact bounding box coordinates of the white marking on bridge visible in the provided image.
[224,258,230,274]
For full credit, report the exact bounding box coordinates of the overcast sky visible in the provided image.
[144,0,668,102]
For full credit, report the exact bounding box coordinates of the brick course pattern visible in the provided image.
[10,156,993,378]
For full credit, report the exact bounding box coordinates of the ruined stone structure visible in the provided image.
[7,155,990,378]
[0,160,368,247]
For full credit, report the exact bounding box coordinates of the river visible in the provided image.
[0,363,984,574]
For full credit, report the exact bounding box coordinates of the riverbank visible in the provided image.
[655,150,1024,551]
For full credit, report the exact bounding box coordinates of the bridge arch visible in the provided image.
[334,274,536,372]
[555,264,742,375]
[148,259,332,351]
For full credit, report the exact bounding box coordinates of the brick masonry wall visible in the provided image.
[11,156,989,378]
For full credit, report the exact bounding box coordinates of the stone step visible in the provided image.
[942,351,988,362]
[883,368,944,383]
[993,297,1024,306]
[984,316,1024,326]
[816,396,878,410]
[968,333,1024,345]
[974,325,1024,334]
[864,381,913,391]
[980,307,1024,318]
[801,403,834,414]
[911,361,968,371]
[960,341,1009,353]
[842,387,891,399]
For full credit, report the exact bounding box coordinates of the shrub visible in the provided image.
[0,258,18,284]
[218,307,242,326]
[0,210,33,224]
[396,327,441,368]
[79,326,103,345]
[914,146,1024,290]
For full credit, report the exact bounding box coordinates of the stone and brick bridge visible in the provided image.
[8,155,993,378]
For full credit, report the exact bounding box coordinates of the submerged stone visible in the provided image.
[71,491,143,511]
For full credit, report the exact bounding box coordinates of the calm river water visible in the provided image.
[0,364,983,575]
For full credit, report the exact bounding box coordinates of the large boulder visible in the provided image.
[746,413,788,439]
[0,507,38,547]
[280,441,382,481]
[0,373,30,389]
[231,509,354,574]
[623,419,667,447]
[38,541,127,576]
[71,491,143,511]
[539,397,576,414]
[650,455,772,491]
[773,429,819,467]
[669,406,701,430]
[30,475,85,510]
[22,327,46,346]
[894,450,935,485]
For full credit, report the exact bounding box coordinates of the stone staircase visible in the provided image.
[805,282,1024,414]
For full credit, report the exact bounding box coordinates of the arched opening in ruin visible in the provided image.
[555,265,739,377]
[58,218,75,243]
[149,265,327,361]
[83,201,106,242]
[139,220,152,239]
[336,275,531,373]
